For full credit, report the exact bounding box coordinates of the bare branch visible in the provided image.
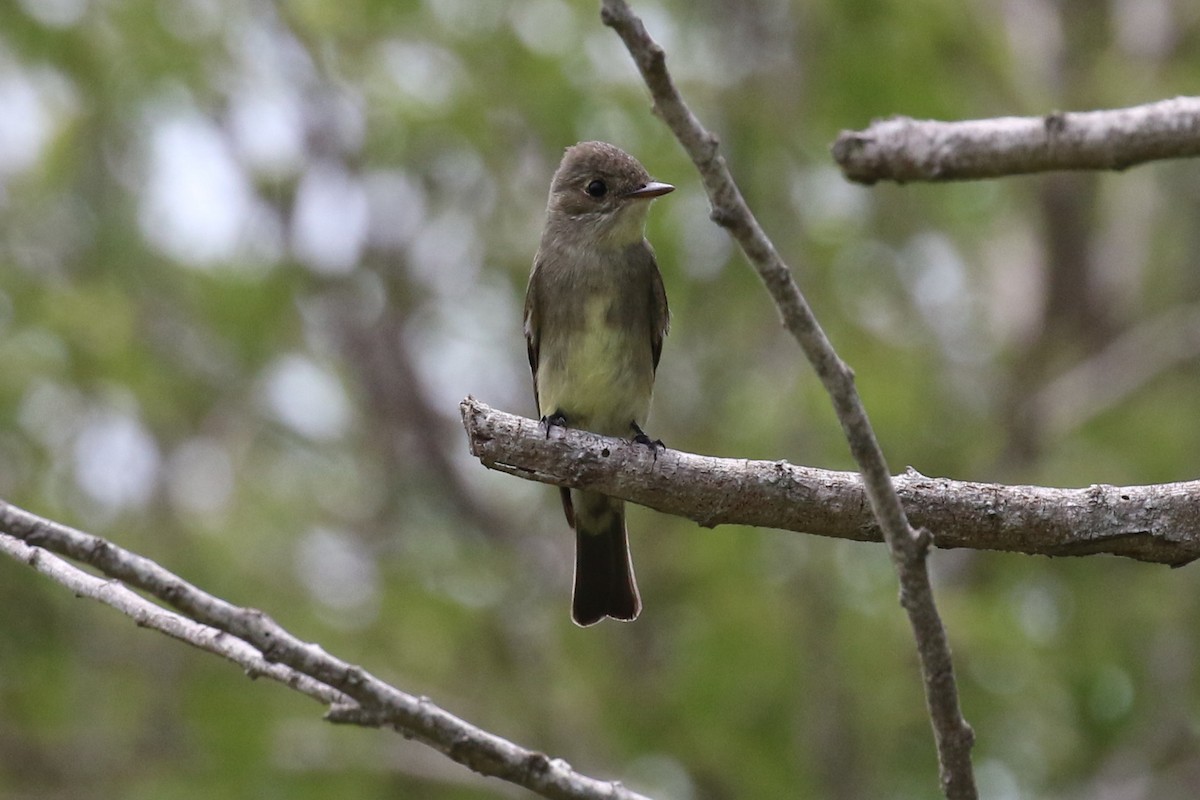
[599,3,977,794]
[832,96,1200,184]
[0,500,653,800]
[0,532,350,706]
[462,397,1200,566]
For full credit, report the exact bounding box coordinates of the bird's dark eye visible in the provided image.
[585,179,607,198]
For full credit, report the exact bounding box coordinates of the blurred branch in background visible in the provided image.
[1033,302,1200,442]
[1001,171,1110,468]
[336,299,515,542]
[598,2,978,797]
[463,398,1200,566]
[0,499,652,800]
[832,96,1200,184]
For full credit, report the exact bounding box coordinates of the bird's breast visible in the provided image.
[536,291,654,435]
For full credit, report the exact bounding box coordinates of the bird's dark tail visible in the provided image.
[569,489,640,626]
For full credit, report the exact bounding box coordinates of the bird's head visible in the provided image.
[546,141,674,247]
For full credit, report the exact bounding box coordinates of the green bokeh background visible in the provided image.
[2,1,1200,798]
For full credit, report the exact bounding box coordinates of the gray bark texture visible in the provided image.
[833,96,1200,184]
[462,397,1200,567]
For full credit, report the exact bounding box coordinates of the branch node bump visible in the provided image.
[703,130,721,159]
[645,41,665,69]
[914,526,933,553]
[709,204,736,228]
[1044,111,1067,135]
[523,751,552,778]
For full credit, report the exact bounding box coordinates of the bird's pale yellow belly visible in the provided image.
[536,295,652,436]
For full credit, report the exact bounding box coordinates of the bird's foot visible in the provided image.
[541,412,568,439]
[631,422,665,460]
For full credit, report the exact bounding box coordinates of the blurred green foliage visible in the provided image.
[3,0,1200,798]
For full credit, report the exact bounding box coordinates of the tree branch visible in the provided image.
[0,499,653,800]
[832,96,1200,184]
[598,3,977,797]
[0,532,350,706]
[462,397,1200,566]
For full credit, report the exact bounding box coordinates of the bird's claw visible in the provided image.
[631,422,665,461]
[540,412,568,439]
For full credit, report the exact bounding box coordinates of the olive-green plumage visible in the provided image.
[524,141,672,626]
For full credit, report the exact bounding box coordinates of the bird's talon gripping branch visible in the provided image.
[631,421,665,459]
[540,412,568,439]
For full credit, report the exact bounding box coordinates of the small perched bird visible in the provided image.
[524,141,673,626]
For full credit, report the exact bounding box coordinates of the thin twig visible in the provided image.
[832,96,1200,184]
[598,2,977,796]
[0,500,653,800]
[461,397,1200,566]
[0,532,350,706]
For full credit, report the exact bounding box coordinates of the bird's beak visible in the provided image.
[623,181,675,199]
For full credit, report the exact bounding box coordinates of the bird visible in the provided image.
[523,141,673,626]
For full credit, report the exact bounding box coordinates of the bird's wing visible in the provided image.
[648,247,670,373]
[523,257,542,410]
[525,255,576,528]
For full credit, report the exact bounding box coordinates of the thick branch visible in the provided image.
[463,398,1200,566]
[0,499,652,800]
[600,3,977,796]
[832,96,1200,184]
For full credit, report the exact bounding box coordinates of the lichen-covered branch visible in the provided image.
[832,96,1200,184]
